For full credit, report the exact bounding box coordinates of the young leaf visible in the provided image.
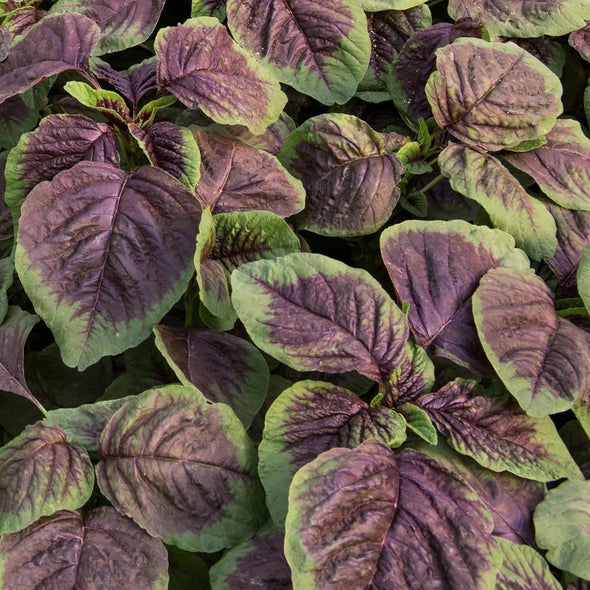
[96,385,265,552]
[426,38,562,151]
[193,129,305,217]
[380,219,530,376]
[0,508,169,589]
[438,143,557,261]
[15,162,201,370]
[473,266,590,417]
[0,422,94,535]
[153,325,269,428]
[155,17,287,134]
[285,440,501,589]
[63,80,131,123]
[396,402,438,444]
[278,113,404,236]
[227,0,371,105]
[259,380,407,527]
[534,480,590,581]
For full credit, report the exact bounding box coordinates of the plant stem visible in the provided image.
[420,173,444,193]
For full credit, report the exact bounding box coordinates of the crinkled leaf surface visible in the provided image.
[380,219,529,375]
[63,81,131,123]
[155,17,286,134]
[534,480,590,580]
[15,162,201,371]
[96,385,265,552]
[259,380,407,527]
[278,113,404,236]
[416,380,582,481]
[473,266,590,417]
[153,325,269,428]
[231,252,434,403]
[0,422,94,535]
[439,143,557,260]
[0,13,99,104]
[285,439,501,589]
[227,0,371,105]
[426,38,562,151]
[0,508,169,589]
[504,119,590,211]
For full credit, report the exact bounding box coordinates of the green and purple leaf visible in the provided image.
[426,38,562,151]
[570,22,590,62]
[15,162,201,370]
[278,113,404,236]
[473,266,590,417]
[227,0,371,105]
[191,0,226,20]
[578,243,590,314]
[155,17,287,134]
[0,508,169,589]
[96,384,265,552]
[0,422,94,535]
[380,219,529,375]
[63,81,131,124]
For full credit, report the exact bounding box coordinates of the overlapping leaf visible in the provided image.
[570,22,590,62]
[578,243,590,314]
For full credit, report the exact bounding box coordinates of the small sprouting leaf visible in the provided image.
[0,422,94,535]
[259,380,407,527]
[278,113,404,236]
[534,480,590,580]
[504,119,590,211]
[0,508,169,589]
[227,0,371,105]
[193,129,305,217]
[0,13,100,104]
[49,0,166,56]
[96,385,265,552]
[231,253,434,403]
[15,162,201,370]
[380,219,529,376]
[155,17,287,134]
[438,143,557,261]
[396,402,438,444]
[153,324,269,428]
[63,80,131,123]
[473,266,590,417]
[426,38,562,151]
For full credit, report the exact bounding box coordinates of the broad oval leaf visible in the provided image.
[0,508,169,589]
[155,17,287,134]
[227,0,371,105]
[259,380,407,527]
[96,385,265,552]
[473,266,590,417]
[278,113,404,236]
[231,252,434,403]
[425,38,562,151]
[15,162,201,371]
[193,129,305,217]
[380,219,530,376]
[0,422,94,535]
[438,143,557,260]
[0,13,100,104]
[285,440,501,589]
[534,480,590,580]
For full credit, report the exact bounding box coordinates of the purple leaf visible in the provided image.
[0,508,169,589]
[3,7,47,37]
[15,162,201,370]
[570,21,590,62]
[0,13,100,105]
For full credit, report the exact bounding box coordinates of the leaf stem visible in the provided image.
[420,173,444,193]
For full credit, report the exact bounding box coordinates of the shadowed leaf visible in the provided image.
[578,244,590,314]
[570,22,590,62]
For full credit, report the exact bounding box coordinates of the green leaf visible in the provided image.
[64,80,131,123]
[577,243,590,314]
[397,402,437,444]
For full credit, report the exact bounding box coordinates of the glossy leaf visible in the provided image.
[15,162,201,370]
[439,143,557,260]
[285,440,501,589]
[227,0,371,105]
[278,113,404,236]
[0,508,169,589]
[534,480,590,580]
[259,380,407,527]
[231,253,434,403]
[155,17,287,134]
[380,219,529,375]
[473,266,590,417]
[0,422,94,535]
[426,38,562,151]
[397,402,438,444]
[96,385,265,552]
[0,13,100,104]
